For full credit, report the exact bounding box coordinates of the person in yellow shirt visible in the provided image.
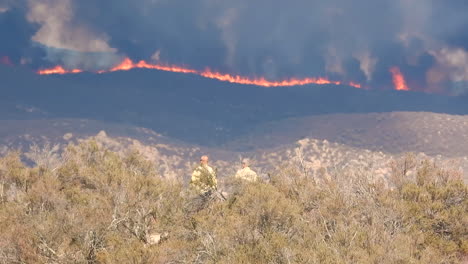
[235,159,258,182]
[190,155,217,194]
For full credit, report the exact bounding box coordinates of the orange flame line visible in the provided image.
[37,58,363,88]
[37,65,83,75]
[389,67,409,91]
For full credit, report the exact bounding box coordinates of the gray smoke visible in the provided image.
[1,0,468,93]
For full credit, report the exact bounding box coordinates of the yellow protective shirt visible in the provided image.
[191,165,217,193]
[235,167,258,182]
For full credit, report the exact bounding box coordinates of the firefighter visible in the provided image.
[235,158,258,182]
[190,155,217,194]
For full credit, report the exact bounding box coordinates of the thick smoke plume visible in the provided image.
[1,0,468,93]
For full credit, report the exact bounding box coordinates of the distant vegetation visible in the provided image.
[0,141,467,263]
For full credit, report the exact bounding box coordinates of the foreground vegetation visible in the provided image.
[0,141,467,263]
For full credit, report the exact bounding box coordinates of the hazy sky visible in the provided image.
[1,0,468,93]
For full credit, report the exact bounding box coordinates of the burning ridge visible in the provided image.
[37,57,363,88]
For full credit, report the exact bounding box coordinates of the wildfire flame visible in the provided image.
[389,67,409,91]
[37,65,83,75]
[37,57,362,88]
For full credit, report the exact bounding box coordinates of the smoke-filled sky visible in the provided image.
[1,0,468,94]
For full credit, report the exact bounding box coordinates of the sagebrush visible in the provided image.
[0,141,467,263]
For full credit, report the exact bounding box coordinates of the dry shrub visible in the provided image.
[0,141,466,263]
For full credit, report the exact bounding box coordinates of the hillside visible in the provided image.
[224,112,468,157]
[0,118,230,179]
[2,65,468,146]
[1,113,467,182]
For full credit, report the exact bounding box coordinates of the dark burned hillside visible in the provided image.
[2,65,468,146]
[0,142,467,263]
